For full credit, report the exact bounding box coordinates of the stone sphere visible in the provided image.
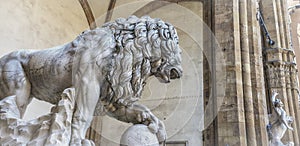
[120,124,159,146]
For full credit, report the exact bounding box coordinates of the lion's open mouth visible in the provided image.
[155,67,182,83]
[170,68,181,79]
[155,72,170,83]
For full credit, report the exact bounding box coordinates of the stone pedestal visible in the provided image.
[0,88,94,146]
[120,124,159,146]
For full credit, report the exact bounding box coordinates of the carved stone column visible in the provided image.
[247,1,269,145]
[287,50,300,143]
[264,48,300,145]
[240,0,257,145]
[261,0,300,144]
[214,0,247,145]
[264,49,293,143]
[213,0,269,145]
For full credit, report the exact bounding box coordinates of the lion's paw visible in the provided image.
[148,122,159,133]
[156,120,167,143]
[147,120,166,143]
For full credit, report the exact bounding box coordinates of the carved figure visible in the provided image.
[268,90,294,146]
[0,16,182,145]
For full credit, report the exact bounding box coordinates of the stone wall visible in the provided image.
[205,0,300,145]
[206,0,270,145]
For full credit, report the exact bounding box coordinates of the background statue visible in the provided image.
[268,90,294,146]
[0,16,182,145]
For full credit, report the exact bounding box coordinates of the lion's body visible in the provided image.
[0,16,182,144]
[0,45,74,104]
[0,30,106,104]
[0,28,114,105]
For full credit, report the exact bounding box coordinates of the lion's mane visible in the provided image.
[103,16,180,106]
[73,16,179,109]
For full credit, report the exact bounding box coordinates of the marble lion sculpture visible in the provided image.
[0,16,182,145]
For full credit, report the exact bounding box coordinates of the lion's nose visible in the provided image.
[170,68,182,79]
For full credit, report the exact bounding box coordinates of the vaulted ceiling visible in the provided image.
[78,0,204,29]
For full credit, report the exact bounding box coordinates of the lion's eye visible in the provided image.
[161,58,166,64]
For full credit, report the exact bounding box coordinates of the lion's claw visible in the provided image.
[156,120,167,143]
[146,119,166,143]
[148,122,159,133]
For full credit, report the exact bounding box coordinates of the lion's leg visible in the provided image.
[15,77,31,118]
[71,100,98,140]
[2,60,32,118]
[107,103,167,143]
[70,76,100,145]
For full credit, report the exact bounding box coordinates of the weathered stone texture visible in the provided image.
[214,0,248,145]
[1,0,300,146]
[0,88,91,145]
[261,0,300,143]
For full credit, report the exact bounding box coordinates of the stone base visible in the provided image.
[0,88,94,146]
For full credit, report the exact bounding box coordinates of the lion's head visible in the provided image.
[99,16,182,106]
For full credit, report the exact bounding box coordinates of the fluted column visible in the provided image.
[284,49,300,145]
[247,1,269,146]
[239,0,257,145]
[214,0,247,145]
[275,0,287,48]
[213,0,276,145]
[288,50,300,142]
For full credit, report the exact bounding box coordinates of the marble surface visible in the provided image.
[120,124,159,146]
[0,88,94,146]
